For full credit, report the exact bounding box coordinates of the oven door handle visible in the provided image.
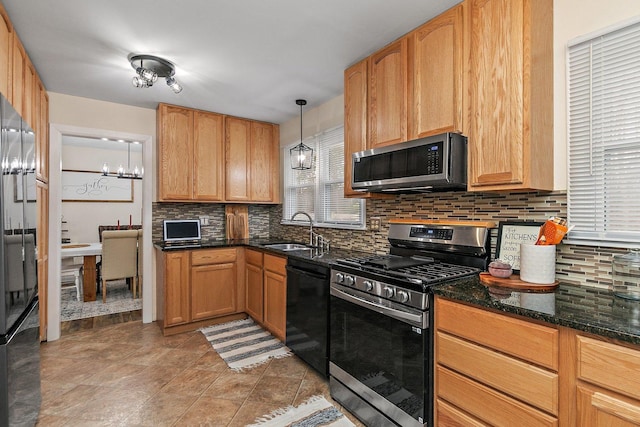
[330,286,427,329]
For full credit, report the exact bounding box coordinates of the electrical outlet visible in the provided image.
[199,215,210,226]
[370,217,381,231]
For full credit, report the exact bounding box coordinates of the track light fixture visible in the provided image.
[129,54,182,94]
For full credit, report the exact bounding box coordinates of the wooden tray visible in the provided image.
[479,272,558,291]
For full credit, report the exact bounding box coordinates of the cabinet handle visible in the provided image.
[592,392,640,424]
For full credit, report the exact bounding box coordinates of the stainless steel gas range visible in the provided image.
[329,220,492,427]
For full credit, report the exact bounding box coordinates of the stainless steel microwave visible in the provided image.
[351,132,467,193]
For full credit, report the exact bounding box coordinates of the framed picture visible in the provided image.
[62,169,133,202]
[495,220,544,272]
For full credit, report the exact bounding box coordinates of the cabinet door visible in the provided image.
[368,38,408,148]
[225,117,251,201]
[245,262,264,322]
[164,252,190,326]
[344,59,368,198]
[577,385,640,426]
[249,122,276,202]
[191,262,237,320]
[193,111,224,201]
[409,4,464,139]
[0,7,11,100]
[263,270,286,341]
[11,35,24,115]
[158,104,194,200]
[23,58,35,127]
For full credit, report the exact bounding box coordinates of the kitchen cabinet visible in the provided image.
[435,297,559,426]
[245,249,264,321]
[191,248,238,320]
[263,254,287,341]
[157,104,225,201]
[35,78,48,182]
[368,38,408,148]
[225,117,280,203]
[0,7,11,101]
[156,247,244,335]
[572,332,640,426]
[36,181,48,341]
[10,34,24,117]
[408,4,464,139]
[466,0,553,192]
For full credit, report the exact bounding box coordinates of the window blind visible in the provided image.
[567,19,640,245]
[283,126,365,229]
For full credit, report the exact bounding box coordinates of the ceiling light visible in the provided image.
[290,99,313,170]
[129,54,182,94]
[102,141,143,180]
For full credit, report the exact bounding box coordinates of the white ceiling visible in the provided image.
[3,0,461,125]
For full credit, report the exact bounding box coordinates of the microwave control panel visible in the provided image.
[425,142,443,175]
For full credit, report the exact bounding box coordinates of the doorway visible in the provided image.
[48,124,153,341]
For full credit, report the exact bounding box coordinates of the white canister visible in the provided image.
[519,243,556,284]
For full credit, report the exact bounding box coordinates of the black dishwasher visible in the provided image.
[286,257,330,377]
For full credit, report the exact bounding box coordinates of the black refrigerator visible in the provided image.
[0,93,41,426]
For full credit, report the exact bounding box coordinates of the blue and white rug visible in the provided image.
[200,318,292,371]
[248,395,355,427]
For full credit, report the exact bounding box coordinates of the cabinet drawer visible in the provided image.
[191,248,237,266]
[435,298,558,370]
[437,399,489,427]
[577,335,640,401]
[264,254,286,275]
[437,366,558,427]
[437,331,558,415]
[246,249,263,266]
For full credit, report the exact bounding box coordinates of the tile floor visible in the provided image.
[40,316,365,426]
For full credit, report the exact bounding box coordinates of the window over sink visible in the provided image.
[282,125,365,230]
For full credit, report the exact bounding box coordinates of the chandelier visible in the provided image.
[101,140,143,180]
[129,54,183,94]
[290,99,313,170]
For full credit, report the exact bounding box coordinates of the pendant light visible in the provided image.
[102,141,143,180]
[290,99,313,170]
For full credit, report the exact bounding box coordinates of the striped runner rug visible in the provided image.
[200,318,291,371]
[248,395,355,427]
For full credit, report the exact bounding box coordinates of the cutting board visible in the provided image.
[479,272,559,290]
[225,205,249,240]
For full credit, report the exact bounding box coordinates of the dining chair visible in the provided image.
[100,230,139,303]
[61,258,83,301]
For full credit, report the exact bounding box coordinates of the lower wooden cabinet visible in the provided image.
[434,297,559,426]
[263,254,287,340]
[156,247,244,335]
[245,249,264,321]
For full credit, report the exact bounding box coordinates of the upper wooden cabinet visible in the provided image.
[0,7,12,99]
[368,38,408,148]
[11,34,24,117]
[157,104,279,203]
[408,4,464,139]
[466,0,553,192]
[35,78,49,183]
[225,116,280,203]
[344,59,368,198]
[157,104,224,201]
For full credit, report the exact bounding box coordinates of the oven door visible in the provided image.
[329,284,432,427]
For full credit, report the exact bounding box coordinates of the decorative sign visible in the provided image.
[495,221,543,272]
[62,170,133,202]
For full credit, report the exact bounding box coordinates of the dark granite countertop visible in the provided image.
[154,237,372,269]
[432,278,640,346]
[155,238,640,346]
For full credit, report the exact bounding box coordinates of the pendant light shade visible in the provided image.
[290,99,313,170]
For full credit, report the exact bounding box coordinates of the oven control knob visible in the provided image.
[335,273,345,283]
[345,276,355,286]
[364,280,373,291]
[383,287,394,298]
[397,290,409,303]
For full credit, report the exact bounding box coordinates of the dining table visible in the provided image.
[61,243,102,302]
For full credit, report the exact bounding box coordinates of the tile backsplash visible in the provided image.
[153,191,626,290]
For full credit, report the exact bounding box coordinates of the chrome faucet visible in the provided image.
[290,211,330,251]
[291,211,314,246]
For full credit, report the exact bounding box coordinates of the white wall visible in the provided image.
[61,144,143,243]
[279,95,344,146]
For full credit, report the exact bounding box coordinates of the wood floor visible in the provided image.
[39,314,364,426]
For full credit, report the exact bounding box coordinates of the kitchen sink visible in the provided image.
[261,243,313,251]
